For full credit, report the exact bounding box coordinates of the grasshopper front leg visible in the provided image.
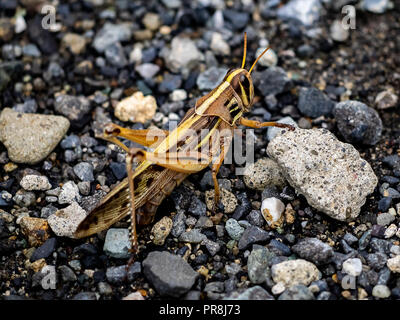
[240,118,295,130]
[101,123,169,152]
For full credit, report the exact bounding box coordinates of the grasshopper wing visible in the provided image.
[74,179,131,238]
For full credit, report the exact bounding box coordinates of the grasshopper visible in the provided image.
[74,33,294,253]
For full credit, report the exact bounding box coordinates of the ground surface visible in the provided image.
[0,0,399,300]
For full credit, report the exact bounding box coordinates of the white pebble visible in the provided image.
[256,47,278,67]
[372,285,391,298]
[261,197,285,227]
[342,258,363,277]
[271,282,286,295]
[384,224,397,238]
[170,89,187,102]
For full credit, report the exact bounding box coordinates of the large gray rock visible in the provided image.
[143,251,199,297]
[267,128,378,221]
[0,108,69,164]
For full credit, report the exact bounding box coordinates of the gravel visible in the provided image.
[143,251,198,297]
[1,0,399,302]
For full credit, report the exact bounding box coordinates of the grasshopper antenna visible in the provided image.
[241,32,247,69]
[248,46,270,74]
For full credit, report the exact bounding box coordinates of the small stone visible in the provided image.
[375,90,398,109]
[197,67,226,91]
[98,282,113,295]
[225,219,244,241]
[179,229,207,244]
[122,292,145,300]
[103,228,131,259]
[372,284,391,298]
[158,74,182,93]
[62,33,86,55]
[106,263,141,284]
[13,99,37,114]
[271,259,321,287]
[170,89,187,102]
[277,0,322,26]
[105,42,128,68]
[333,100,383,146]
[30,238,57,262]
[243,158,286,190]
[20,175,51,191]
[201,239,221,256]
[77,181,91,196]
[238,226,270,250]
[292,237,333,265]
[109,162,127,180]
[151,216,173,246]
[72,292,97,300]
[115,91,157,123]
[246,210,265,227]
[253,67,292,96]
[360,0,391,14]
[143,251,198,297]
[54,95,91,127]
[142,12,161,31]
[385,224,397,239]
[135,63,160,79]
[210,32,230,56]
[256,47,278,67]
[13,190,36,207]
[161,36,204,73]
[342,258,363,277]
[22,44,41,57]
[205,188,237,214]
[330,20,349,42]
[247,245,271,284]
[58,181,81,205]
[387,255,400,273]
[261,197,285,228]
[278,284,315,300]
[58,265,77,282]
[73,162,94,182]
[0,108,69,164]
[298,87,335,118]
[48,202,87,238]
[378,197,392,212]
[225,286,274,300]
[366,252,387,270]
[272,282,286,295]
[93,22,132,53]
[19,217,51,247]
[377,212,395,226]
[267,128,378,221]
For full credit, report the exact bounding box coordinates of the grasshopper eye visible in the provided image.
[240,75,250,91]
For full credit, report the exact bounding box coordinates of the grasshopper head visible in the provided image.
[224,68,254,112]
[223,33,272,112]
